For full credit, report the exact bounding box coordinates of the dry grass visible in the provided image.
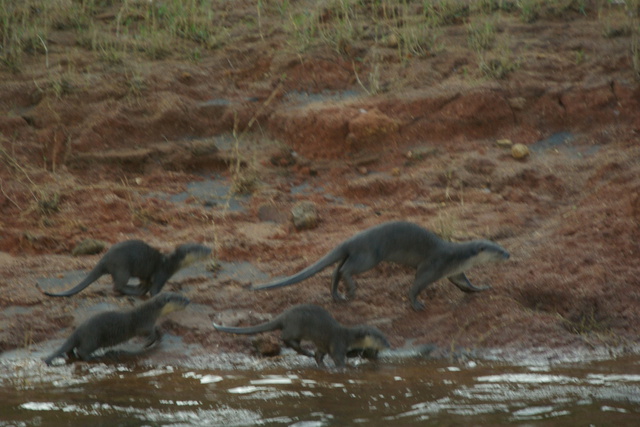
[1,0,636,82]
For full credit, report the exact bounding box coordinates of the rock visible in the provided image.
[508,97,527,110]
[511,143,530,159]
[496,138,513,147]
[72,239,107,256]
[406,146,438,159]
[384,33,399,48]
[251,335,281,357]
[291,201,318,230]
[346,108,400,146]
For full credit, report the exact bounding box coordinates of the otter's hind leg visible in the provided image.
[112,270,148,296]
[75,346,97,362]
[282,338,314,358]
[314,351,326,366]
[331,254,378,302]
[143,326,163,348]
[409,261,445,311]
[331,258,348,301]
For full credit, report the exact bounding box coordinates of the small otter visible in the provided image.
[39,240,211,297]
[252,221,510,311]
[43,292,190,365]
[213,304,390,368]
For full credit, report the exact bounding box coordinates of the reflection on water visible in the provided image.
[1,355,639,426]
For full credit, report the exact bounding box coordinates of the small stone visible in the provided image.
[291,201,318,230]
[72,239,107,256]
[508,97,527,110]
[391,167,401,176]
[385,33,399,48]
[496,138,513,147]
[511,143,530,159]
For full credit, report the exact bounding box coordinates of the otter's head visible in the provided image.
[348,326,391,359]
[173,243,212,268]
[154,292,191,315]
[461,240,510,270]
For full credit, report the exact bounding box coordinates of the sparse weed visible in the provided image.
[37,192,61,216]
[558,307,625,347]
[467,18,496,52]
[629,0,640,80]
[479,46,519,79]
[474,0,518,14]
[633,34,640,80]
[395,16,442,59]
[287,10,318,51]
[230,122,260,196]
[424,0,470,26]
[435,209,457,242]
[517,0,541,23]
[124,66,147,100]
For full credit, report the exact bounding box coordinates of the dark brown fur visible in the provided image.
[39,240,210,297]
[213,304,390,368]
[43,292,190,365]
[253,221,509,310]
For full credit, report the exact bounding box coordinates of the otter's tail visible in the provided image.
[213,318,282,335]
[39,266,105,297]
[251,246,346,291]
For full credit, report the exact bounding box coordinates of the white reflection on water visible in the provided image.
[20,400,264,424]
[477,373,577,383]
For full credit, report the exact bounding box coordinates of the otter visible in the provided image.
[252,221,509,311]
[39,240,211,297]
[213,304,390,368]
[43,292,190,365]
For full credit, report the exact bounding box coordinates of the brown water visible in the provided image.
[1,351,639,426]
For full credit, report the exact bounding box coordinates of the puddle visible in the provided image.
[1,354,638,425]
[36,270,88,293]
[213,260,269,283]
[530,132,600,157]
[284,90,361,107]
[171,260,268,284]
[290,182,324,195]
[149,176,248,212]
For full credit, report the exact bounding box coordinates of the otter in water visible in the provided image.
[39,240,211,297]
[252,221,509,311]
[213,304,390,368]
[43,292,190,365]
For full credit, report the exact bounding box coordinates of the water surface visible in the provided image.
[1,353,638,426]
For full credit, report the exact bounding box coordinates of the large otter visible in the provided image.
[213,304,390,368]
[43,292,190,365]
[252,221,510,311]
[39,240,211,297]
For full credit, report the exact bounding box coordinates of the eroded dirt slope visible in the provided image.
[1,1,639,361]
